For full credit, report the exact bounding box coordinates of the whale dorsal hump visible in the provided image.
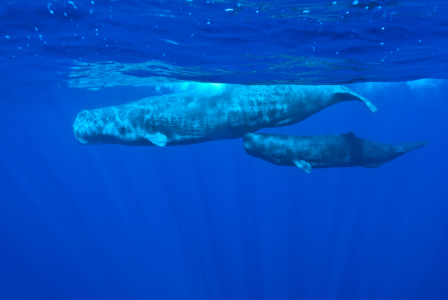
[147,132,168,147]
[345,132,356,138]
[294,160,312,174]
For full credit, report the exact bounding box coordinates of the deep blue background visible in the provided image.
[0,81,447,299]
[1,0,448,299]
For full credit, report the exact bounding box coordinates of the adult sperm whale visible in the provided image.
[73,84,377,147]
[243,132,429,173]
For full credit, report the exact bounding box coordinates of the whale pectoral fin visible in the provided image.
[294,160,312,174]
[147,132,168,147]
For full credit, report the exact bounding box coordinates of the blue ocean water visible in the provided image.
[1,1,448,299]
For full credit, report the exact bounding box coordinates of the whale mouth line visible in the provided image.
[73,120,169,147]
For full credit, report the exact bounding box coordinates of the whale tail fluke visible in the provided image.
[333,86,378,113]
[395,140,430,153]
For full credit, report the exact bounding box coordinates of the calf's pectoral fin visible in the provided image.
[294,160,312,174]
[147,132,168,147]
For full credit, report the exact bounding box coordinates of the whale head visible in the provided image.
[243,132,261,154]
[73,108,132,145]
[243,132,287,165]
[73,108,168,147]
[73,109,109,145]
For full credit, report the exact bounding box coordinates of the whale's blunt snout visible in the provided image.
[73,111,89,144]
[243,132,254,140]
[243,132,255,142]
[243,133,255,152]
[73,110,100,145]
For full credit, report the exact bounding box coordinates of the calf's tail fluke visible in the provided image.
[395,141,430,153]
[333,86,378,113]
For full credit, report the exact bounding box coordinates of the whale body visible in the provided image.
[73,84,377,147]
[243,132,429,173]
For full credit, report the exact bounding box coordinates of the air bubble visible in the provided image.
[68,1,77,9]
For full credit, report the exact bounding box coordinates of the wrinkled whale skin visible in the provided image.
[73,84,377,147]
[243,132,429,173]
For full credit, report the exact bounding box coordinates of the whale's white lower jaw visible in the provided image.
[73,128,93,145]
[76,136,89,145]
[73,121,103,145]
